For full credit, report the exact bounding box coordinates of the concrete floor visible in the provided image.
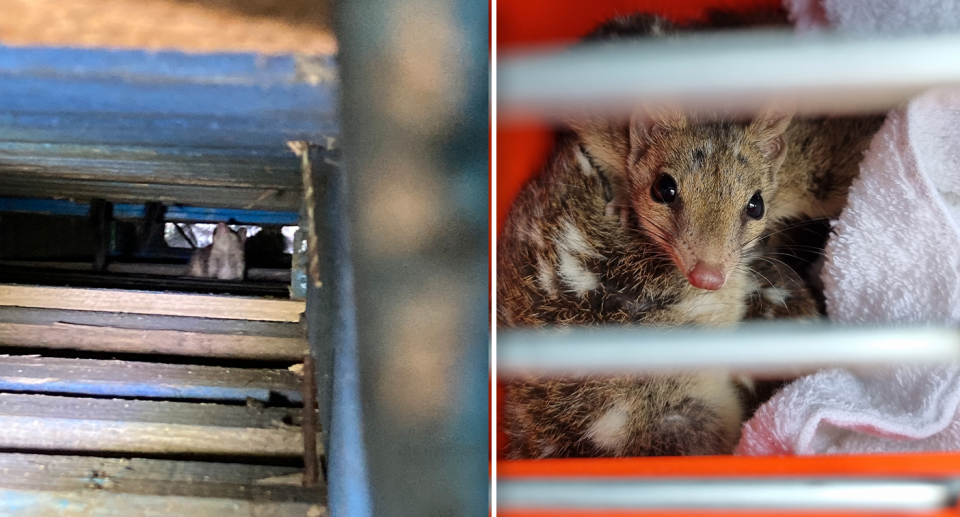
[0,0,335,54]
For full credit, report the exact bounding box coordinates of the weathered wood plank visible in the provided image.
[0,322,308,360]
[0,392,297,427]
[0,47,337,155]
[0,268,292,298]
[0,452,317,499]
[0,453,325,516]
[0,490,325,517]
[0,198,300,225]
[0,141,302,189]
[0,261,292,283]
[0,285,305,322]
[0,112,337,153]
[0,356,303,402]
[0,174,302,211]
[0,393,317,457]
[0,306,303,337]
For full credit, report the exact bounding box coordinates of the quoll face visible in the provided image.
[625,108,791,291]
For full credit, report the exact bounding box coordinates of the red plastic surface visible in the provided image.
[495,3,960,516]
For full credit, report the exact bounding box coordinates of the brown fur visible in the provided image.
[498,11,864,459]
[504,373,743,459]
[187,222,247,280]
[497,134,820,458]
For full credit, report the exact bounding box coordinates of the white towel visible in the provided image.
[737,364,960,455]
[785,0,960,34]
[739,83,960,458]
[736,2,960,457]
[822,89,960,324]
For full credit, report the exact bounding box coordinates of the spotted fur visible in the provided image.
[499,11,871,459]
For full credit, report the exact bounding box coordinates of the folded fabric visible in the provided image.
[821,88,960,324]
[737,364,960,455]
[785,0,960,34]
[737,0,960,458]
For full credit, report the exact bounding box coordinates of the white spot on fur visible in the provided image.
[559,221,600,258]
[536,260,558,297]
[537,444,557,459]
[574,147,595,177]
[662,413,690,425]
[557,249,597,296]
[762,287,789,306]
[517,218,544,247]
[553,221,602,296]
[585,404,629,452]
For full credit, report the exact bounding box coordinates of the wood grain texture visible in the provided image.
[0,175,302,211]
[0,268,292,298]
[0,355,304,402]
[0,491,326,517]
[0,285,305,322]
[0,306,304,337]
[0,393,319,457]
[0,452,325,515]
[0,322,308,360]
[0,261,293,283]
[0,141,302,189]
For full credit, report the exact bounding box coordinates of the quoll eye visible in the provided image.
[651,174,678,204]
[746,191,764,219]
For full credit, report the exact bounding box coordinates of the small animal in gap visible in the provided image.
[499,11,856,459]
[187,222,247,280]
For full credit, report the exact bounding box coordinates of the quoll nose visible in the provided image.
[687,262,725,291]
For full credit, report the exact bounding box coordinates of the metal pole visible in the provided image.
[334,0,490,512]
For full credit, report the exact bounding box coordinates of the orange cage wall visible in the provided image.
[495,2,960,516]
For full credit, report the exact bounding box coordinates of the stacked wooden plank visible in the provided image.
[0,48,336,212]
[0,284,324,516]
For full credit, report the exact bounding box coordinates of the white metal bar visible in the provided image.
[498,30,960,121]
[497,323,960,376]
[499,478,958,511]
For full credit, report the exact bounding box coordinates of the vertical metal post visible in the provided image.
[335,0,490,513]
[301,142,372,516]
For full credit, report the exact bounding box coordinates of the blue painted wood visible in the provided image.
[0,197,299,225]
[164,206,299,225]
[0,45,335,209]
[0,142,302,190]
[0,378,301,404]
[0,46,331,85]
[2,76,333,116]
[0,109,336,151]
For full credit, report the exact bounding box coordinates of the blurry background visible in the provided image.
[0,0,335,54]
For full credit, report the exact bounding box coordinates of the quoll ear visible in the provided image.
[213,222,228,238]
[237,228,247,243]
[746,105,794,164]
[628,104,686,168]
[568,116,631,179]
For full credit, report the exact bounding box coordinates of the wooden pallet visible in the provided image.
[0,284,322,515]
[0,453,325,516]
[0,285,305,322]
